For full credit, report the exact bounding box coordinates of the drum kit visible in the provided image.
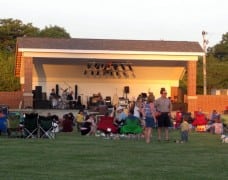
[50,88,74,109]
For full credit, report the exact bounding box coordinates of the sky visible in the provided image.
[1,0,228,47]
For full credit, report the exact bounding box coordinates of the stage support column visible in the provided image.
[23,57,33,108]
[187,60,197,113]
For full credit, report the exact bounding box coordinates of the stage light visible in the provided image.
[116,71,121,78]
[121,64,125,70]
[123,71,128,78]
[87,63,91,69]
[128,64,133,71]
[95,64,100,69]
[113,64,118,71]
[83,62,134,78]
[84,70,87,75]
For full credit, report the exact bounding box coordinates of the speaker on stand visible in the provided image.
[35,86,42,100]
[75,85,78,100]
[124,86,130,99]
[77,96,81,106]
[56,84,59,97]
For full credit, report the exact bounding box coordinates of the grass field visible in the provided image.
[0,130,227,180]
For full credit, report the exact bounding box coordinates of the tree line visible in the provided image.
[0,18,227,93]
[0,18,70,91]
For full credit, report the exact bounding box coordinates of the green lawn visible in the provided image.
[0,130,227,180]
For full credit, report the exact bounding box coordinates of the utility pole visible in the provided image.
[202,31,209,95]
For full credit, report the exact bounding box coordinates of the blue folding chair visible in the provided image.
[0,117,7,135]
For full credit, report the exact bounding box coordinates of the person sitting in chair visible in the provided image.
[120,109,142,135]
[80,114,96,136]
[114,106,127,129]
[210,115,223,135]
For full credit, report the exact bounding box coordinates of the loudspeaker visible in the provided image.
[75,85,78,100]
[42,92,47,100]
[56,84,59,96]
[35,86,42,100]
[35,86,42,93]
[77,96,81,105]
[124,86,130,94]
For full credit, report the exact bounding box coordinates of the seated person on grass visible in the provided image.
[120,109,142,135]
[80,114,96,136]
[61,114,73,132]
[114,106,127,128]
[210,115,223,135]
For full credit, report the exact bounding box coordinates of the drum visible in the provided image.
[51,98,58,108]
[62,92,68,102]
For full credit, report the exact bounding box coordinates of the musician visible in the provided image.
[49,88,58,108]
[49,88,57,100]
[67,91,74,101]
[96,92,104,105]
[67,91,74,109]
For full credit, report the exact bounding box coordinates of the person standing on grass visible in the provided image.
[180,115,190,143]
[142,92,156,143]
[155,88,172,141]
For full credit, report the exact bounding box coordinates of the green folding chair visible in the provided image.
[7,112,22,137]
[38,115,55,139]
[23,113,38,138]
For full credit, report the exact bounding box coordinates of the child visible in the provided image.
[75,110,85,132]
[210,115,223,135]
[180,115,190,143]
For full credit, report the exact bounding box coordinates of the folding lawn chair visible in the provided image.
[0,116,7,135]
[7,112,22,137]
[120,116,142,138]
[0,105,9,135]
[97,116,118,137]
[23,113,39,138]
[38,115,55,139]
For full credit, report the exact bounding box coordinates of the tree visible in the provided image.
[180,32,228,94]
[0,18,71,52]
[39,25,71,38]
[0,18,40,52]
[0,18,71,91]
[212,32,228,61]
[0,52,20,91]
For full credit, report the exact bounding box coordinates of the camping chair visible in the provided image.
[97,116,118,134]
[120,116,142,137]
[192,111,208,132]
[38,115,55,139]
[7,112,22,137]
[0,117,7,135]
[23,113,39,138]
[0,104,9,135]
